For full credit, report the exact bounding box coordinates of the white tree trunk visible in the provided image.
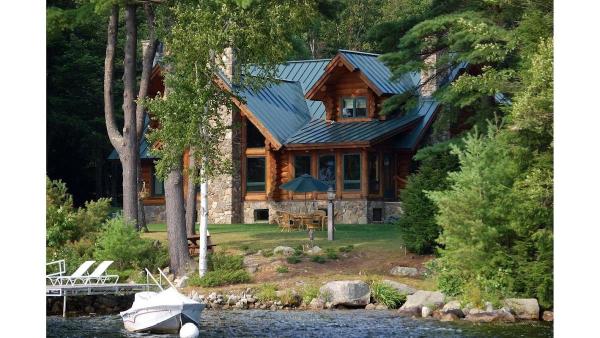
[199,159,209,277]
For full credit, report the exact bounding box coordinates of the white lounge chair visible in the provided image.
[83,260,119,285]
[46,260,96,286]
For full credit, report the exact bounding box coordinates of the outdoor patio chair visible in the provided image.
[46,260,96,286]
[82,260,120,285]
[279,212,297,232]
[313,210,327,230]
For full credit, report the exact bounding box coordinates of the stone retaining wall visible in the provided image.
[46,295,134,316]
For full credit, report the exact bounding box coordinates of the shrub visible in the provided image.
[370,281,406,309]
[279,289,301,307]
[286,255,302,264]
[310,255,326,264]
[256,283,278,302]
[94,216,166,270]
[338,245,354,253]
[188,269,251,287]
[300,284,320,304]
[397,142,459,254]
[276,266,289,273]
[208,253,244,271]
[240,244,249,251]
[325,248,338,260]
[261,249,274,257]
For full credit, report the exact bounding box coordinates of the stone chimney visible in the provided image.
[220,47,236,83]
[420,52,438,97]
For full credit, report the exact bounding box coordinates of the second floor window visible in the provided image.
[294,155,311,178]
[341,97,367,118]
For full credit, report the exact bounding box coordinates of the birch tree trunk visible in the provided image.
[164,160,191,276]
[185,150,197,237]
[199,159,208,277]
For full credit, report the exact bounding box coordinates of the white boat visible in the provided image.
[120,287,205,333]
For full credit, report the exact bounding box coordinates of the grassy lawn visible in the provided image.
[143,223,404,253]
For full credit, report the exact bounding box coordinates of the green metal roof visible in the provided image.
[108,116,156,160]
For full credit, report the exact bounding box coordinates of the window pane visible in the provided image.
[246,157,266,192]
[318,155,336,187]
[294,155,311,178]
[152,167,164,196]
[343,154,361,190]
[342,98,354,117]
[247,122,265,148]
[368,153,379,194]
[355,97,367,117]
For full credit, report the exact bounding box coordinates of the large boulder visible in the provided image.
[389,266,419,277]
[442,300,465,318]
[542,311,553,322]
[465,309,516,323]
[273,246,295,256]
[319,280,370,307]
[503,298,540,320]
[382,280,416,295]
[398,290,445,315]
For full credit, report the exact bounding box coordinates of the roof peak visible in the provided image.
[339,49,381,57]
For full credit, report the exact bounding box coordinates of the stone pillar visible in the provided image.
[420,52,438,97]
[206,47,242,224]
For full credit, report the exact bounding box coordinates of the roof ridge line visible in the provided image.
[339,49,381,57]
[285,59,331,63]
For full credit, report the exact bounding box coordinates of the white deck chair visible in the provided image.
[46,260,96,286]
[83,260,119,285]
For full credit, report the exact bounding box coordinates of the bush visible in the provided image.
[300,284,320,304]
[338,245,354,253]
[256,283,278,302]
[188,269,251,287]
[310,255,326,264]
[276,266,289,273]
[325,248,338,260]
[94,216,167,270]
[208,253,244,271]
[370,281,406,309]
[286,255,302,264]
[240,244,249,251]
[396,142,459,254]
[261,250,274,257]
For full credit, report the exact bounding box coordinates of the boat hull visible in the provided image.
[121,303,205,333]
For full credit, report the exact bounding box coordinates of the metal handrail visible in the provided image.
[46,259,66,277]
[157,268,176,289]
[144,268,164,291]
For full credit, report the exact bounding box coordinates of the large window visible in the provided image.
[294,155,311,178]
[246,121,265,148]
[246,157,266,192]
[368,152,380,194]
[343,154,361,191]
[341,96,367,118]
[152,165,164,196]
[318,154,336,187]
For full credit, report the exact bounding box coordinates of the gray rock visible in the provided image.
[465,309,516,323]
[319,280,371,307]
[325,302,333,309]
[309,298,325,310]
[542,310,553,321]
[382,280,417,295]
[228,295,239,305]
[375,304,389,310]
[503,298,540,320]
[484,301,494,312]
[398,290,446,315]
[307,246,322,255]
[389,266,419,277]
[422,306,433,318]
[365,303,376,310]
[246,297,256,304]
[273,246,295,256]
[442,300,464,317]
[440,312,459,322]
[174,275,189,288]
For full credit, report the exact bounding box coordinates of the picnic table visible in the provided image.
[187,234,216,256]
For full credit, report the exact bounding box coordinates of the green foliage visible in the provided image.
[276,266,289,273]
[94,216,168,271]
[338,245,354,253]
[208,253,245,271]
[369,280,406,309]
[188,269,251,287]
[261,249,274,257]
[286,255,302,264]
[240,244,250,251]
[310,255,326,264]
[397,142,459,254]
[256,283,279,302]
[325,248,338,260]
[300,284,320,304]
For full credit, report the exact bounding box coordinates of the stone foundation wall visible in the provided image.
[47,295,134,316]
[144,205,166,223]
[243,200,403,224]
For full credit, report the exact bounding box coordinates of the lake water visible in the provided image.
[47,310,553,337]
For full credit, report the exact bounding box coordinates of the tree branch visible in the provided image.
[104,5,123,151]
[136,2,159,142]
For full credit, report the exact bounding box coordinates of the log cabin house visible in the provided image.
[110,49,465,224]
